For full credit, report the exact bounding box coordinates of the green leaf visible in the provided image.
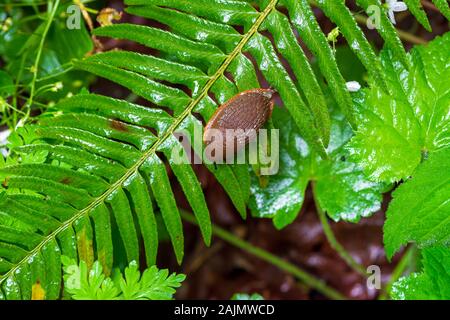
[391,247,450,300]
[0,70,14,97]
[62,258,185,300]
[384,147,450,258]
[282,0,356,128]
[231,293,264,300]
[356,0,409,67]
[348,33,450,183]
[404,0,432,31]
[2,0,448,299]
[250,107,384,229]
[431,0,450,21]
[62,257,120,300]
[143,155,184,264]
[265,8,331,146]
[117,262,185,300]
[315,0,388,92]
[246,33,327,158]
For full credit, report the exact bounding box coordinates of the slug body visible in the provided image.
[203,88,275,161]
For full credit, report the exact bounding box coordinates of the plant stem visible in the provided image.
[180,211,346,300]
[311,182,367,277]
[36,64,74,82]
[23,0,60,124]
[378,246,415,300]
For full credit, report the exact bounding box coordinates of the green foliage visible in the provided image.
[231,293,264,300]
[404,0,450,31]
[348,33,450,183]
[391,247,450,300]
[384,147,450,258]
[0,0,449,300]
[0,1,94,128]
[250,107,385,229]
[63,257,185,300]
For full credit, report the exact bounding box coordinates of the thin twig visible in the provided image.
[378,246,416,300]
[36,64,74,82]
[181,211,347,300]
[23,0,60,123]
[353,14,427,45]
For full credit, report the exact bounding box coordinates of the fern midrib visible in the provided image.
[0,0,279,286]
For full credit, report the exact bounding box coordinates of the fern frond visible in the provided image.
[1,0,448,299]
[355,0,409,67]
[405,0,432,31]
[314,0,388,92]
[62,258,185,300]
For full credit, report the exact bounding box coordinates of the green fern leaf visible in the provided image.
[356,0,409,67]
[282,0,356,128]
[315,0,388,92]
[432,0,450,21]
[404,0,432,31]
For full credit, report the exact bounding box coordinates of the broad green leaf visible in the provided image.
[250,107,384,229]
[348,33,450,183]
[384,147,450,258]
[391,247,450,299]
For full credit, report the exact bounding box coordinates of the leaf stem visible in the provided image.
[311,182,368,277]
[23,0,60,124]
[180,211,346,300]
[378,246,416,300]
[36,64,74,82]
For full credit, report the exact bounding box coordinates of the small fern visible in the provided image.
[0,0,449,300]
[62,257,185,300]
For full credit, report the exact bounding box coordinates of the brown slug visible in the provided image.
[203,88,275,161]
